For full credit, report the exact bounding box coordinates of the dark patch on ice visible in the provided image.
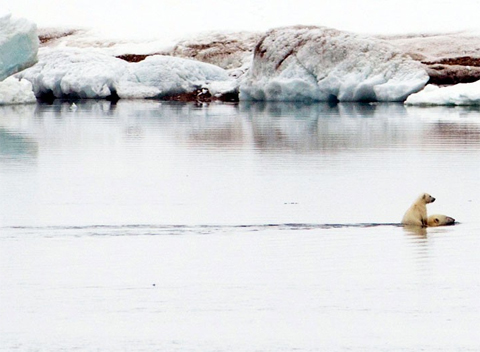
[422,56,480,67]
[36,90,56,104]
[326,94,339,104]
[116,54,152,63]
[159,87,239,103]
[275,47,297,70]
[35,90,122,104]
[106,90,120,103]
[421,56,480,85]
[254,36,268,59]
[38,29,80,44]
[34,87,238,104]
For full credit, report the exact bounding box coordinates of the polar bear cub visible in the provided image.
[402,193,436,227]
[427,214,455,227]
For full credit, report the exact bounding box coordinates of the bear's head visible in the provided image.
[428,214,455,227]
[421,193,435,204]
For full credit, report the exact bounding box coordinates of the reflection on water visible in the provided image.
[0,100,479,227]
[2,100,480,153]
[1,101,480,351]
[0,128,38,160]
[403,224,429,237]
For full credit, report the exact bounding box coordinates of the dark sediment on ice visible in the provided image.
[116,54,154,63]
[38,28,80,44]
[422,56,480,67]
[158,88,238,103]
[422,56,480,85]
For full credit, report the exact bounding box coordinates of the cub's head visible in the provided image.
[427,214,455,227]
[421,193,435,204]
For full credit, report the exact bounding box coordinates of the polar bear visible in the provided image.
[427,214,455,227]
[401,193,436,227]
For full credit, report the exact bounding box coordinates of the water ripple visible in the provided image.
[0,222,409,238]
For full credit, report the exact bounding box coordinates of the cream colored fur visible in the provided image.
[401,193,436,227]
[427,214,455,227]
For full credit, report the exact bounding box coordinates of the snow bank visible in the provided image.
[0,13,38,81]
[17,48,132,99]
[37,27,257,78]
[17,48,234,100]
[170,31,262,70]
[129,55,231,98]
[240,26,429,102]
[0,76,36,104]
[380,31,480,85]
[380,31,480,63]
[405,81,480,105]
[37,27,175,58]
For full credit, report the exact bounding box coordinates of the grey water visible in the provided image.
[1,100,479,351]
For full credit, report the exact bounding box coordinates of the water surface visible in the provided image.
[1,101,479,351]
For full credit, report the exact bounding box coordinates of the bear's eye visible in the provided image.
[435,218,440,224]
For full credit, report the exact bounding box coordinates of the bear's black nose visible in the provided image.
[431,197,436,202]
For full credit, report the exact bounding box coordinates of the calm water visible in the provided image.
[1,101,479,351]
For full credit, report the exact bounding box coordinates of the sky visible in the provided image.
[1,0,480,39]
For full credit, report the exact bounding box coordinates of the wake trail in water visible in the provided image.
[0,222,404,238]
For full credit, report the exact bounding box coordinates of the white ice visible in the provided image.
[0,76,36,104]
[405,81,480,106]
[17,48,131,99]
[240,26,429,102]
[129,55,231,98]
[30,26,480,104]
[0,13,38,104]
[0,13,38,81]
[17,48,234,99]
[3,3,480,104]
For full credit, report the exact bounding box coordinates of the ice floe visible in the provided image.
[0,76,36,105]
[129,55,231,98]
[16,48,131,99]
[17,48,234,100]
[405,81,480,106]
[0,13,38,81]
[380,31,480,86]
[0,13,38,104]
[239,26,429,102]
[7,16,480,105]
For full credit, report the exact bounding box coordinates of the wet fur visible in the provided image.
[427,214,455,227]
[402,193,436,227]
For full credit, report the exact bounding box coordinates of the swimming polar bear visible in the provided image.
[427,214,455,227]
[402,193,436,227]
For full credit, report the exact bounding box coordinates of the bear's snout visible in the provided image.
[431,197,436,203]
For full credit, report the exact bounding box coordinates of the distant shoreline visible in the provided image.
[39,28,480,89]
[32,27,480,104]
